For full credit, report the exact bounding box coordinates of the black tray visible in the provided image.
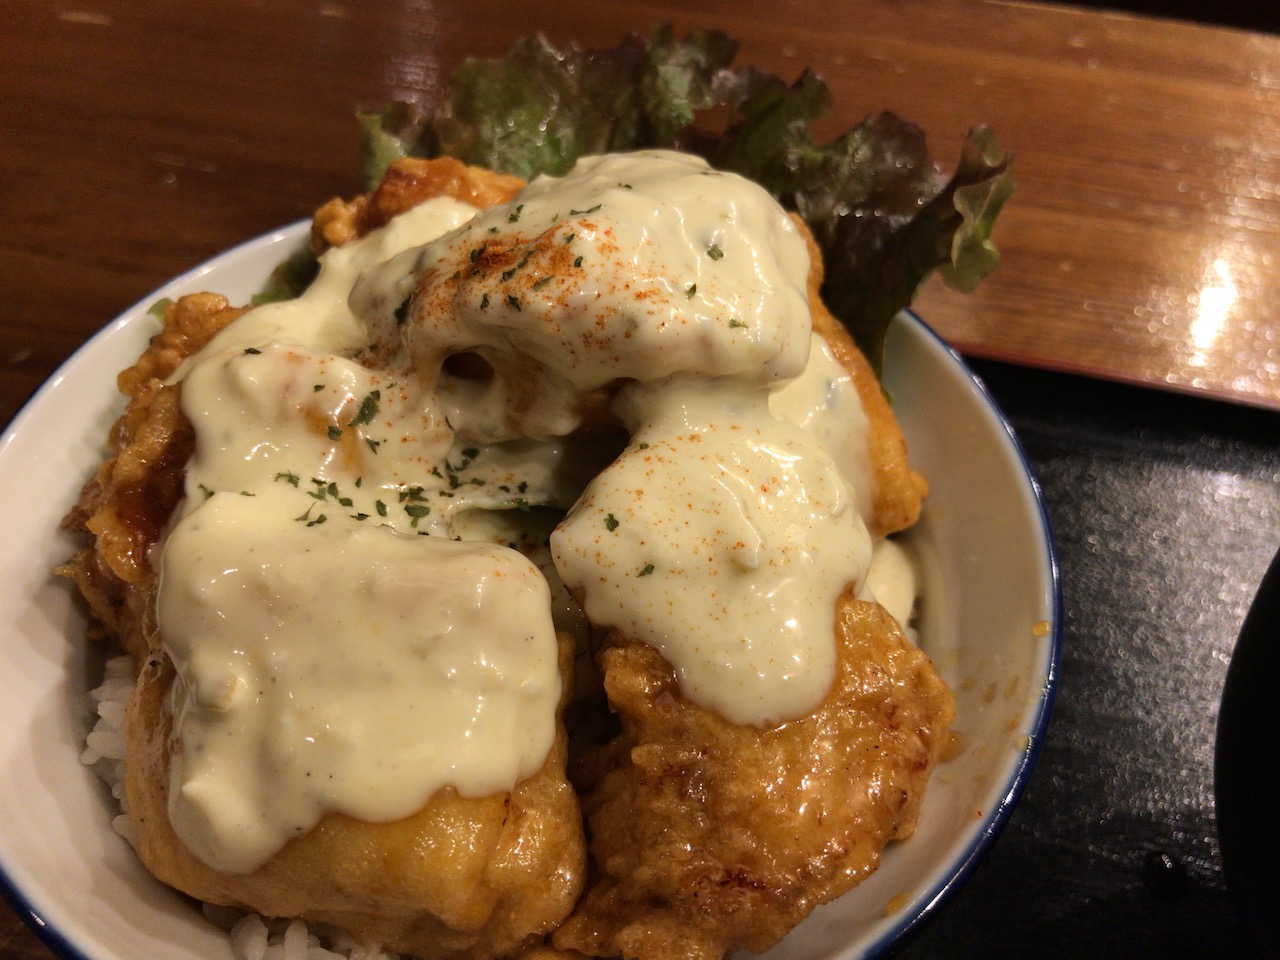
[900,359,1280,959]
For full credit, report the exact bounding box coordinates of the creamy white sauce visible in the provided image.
[350,150,813,442]
[549,377,872,726]
[159,149,899,873]
[159,490,559,874]
[175,199,479,373]
[771,332,873,520]
[863,538,918,635]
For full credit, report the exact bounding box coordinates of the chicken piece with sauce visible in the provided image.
[62,160,584,960]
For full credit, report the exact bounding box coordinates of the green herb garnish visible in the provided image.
[348,390,381,427]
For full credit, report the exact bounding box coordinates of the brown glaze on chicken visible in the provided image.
[554,597,953,960]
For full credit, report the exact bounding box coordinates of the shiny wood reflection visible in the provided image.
[2,0,1278,427]
[904,6,1280,409]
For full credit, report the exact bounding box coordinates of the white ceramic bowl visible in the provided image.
[0,222,1060,960]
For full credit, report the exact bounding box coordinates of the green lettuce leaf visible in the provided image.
[252,245,321,305]
[354,26,1013,372]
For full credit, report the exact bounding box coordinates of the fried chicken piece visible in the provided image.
[62,162,587,958]
[551,218,941,960]
[312,162,925,538]
[311,156,524,253]
[59,293,246,661]
[125,640,585,960]
[315,164,924,539]
[60,159,525,660]
[554,595,954,960]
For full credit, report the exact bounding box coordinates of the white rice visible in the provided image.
[84,655,400,960]
[215,910,394,960]
[81,654,138,847]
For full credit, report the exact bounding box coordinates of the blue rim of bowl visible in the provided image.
[858,310,1063,959]
[0,872,91,960]
[0,239,1062,960]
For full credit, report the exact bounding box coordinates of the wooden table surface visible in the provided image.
[3,0,1279,428]
[1,1,1277,958]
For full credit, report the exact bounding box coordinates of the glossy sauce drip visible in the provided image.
[771,332,873,520]
[550,376,871,726]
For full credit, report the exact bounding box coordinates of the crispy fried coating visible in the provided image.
[554,596,954,960]
[311,157,524,254]
[517,945,589,960]
[125,639,585,960]
[58,293,246,661]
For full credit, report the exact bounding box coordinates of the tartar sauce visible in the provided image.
[158,149,893,873]
[160,489,559,874]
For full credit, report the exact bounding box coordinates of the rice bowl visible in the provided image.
[0,219,1059,960]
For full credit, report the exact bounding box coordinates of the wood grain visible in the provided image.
[0,0,1277,956]
[2,0,1278,429]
